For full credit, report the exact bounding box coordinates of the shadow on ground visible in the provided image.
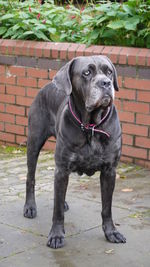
[0,147,150,267]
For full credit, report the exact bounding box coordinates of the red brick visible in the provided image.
[35,42,47,57]
[0,132,15,142]
[6,104,25,116]
[16,116,28,126]
[49,70,57,80]
[123,101,149,114]
[43,42,51,58]
[118,47,131,64]
[26,88,39,98]
[122,123,148,137]
[0,94,15,104]
[147,51,150,66]
[51,43,62,59]
[84,46,94,56]
[38,79,50,88]
[117,76,122,88]
[14,40,25,55]
[135,136,150,149]
[93,45,105,55]
[16,135,27,145]
[43,139,56,151]
[6,85,25,96]
[59,43,70,59]
[136,114,150,126]
[109,46,122,64]
[5,124,25,135]
[116,88,136,100]
[114,99,122,110]
[27,68,48,79]
[138,49,149,66]
[0,85,5,93]
[124,77,150,91]
[28,41,38,56]
[102,46,113,57]
[0,75,16,85]
[20,40,33,56]
[121,155,133,164]
[137,91,150,102]
[135,159,150,169]
[0,65,5,74]
[76,44,86,57]
[16,96,33,107]
[0,40,8,54]
[17,77,37,87]
[0,113,15,123]
[9,66,26,77]
[0,122,4,131]
[122,145,147,159]
[68,43,79,60]
[118,111,134,123]
[122,133,133,145]
[0,103,5,112]
[128,48,140,65]
[5,40,16,54]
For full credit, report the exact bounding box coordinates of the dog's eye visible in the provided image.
[83,70,91,76]
[107,69,112,76]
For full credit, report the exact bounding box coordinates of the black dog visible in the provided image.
[24,56,126,248]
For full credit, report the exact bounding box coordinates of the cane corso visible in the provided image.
[23,55,126,248]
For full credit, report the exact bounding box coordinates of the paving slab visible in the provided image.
[0,149,150,267]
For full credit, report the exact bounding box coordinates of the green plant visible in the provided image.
[0,0,150,48]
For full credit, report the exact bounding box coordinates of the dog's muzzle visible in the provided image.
[86,94,112,112]
[101,95,112,107]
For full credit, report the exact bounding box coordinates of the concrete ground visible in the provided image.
[0,147,150,267]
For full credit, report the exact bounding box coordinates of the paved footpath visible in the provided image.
[0,148,150,267]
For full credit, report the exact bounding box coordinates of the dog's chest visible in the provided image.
[68,137,105,176]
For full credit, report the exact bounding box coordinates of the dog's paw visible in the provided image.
[47,225,65,249]
[105,230,126,244]
[23,203,37,219]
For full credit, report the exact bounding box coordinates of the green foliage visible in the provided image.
[0,0,150,48]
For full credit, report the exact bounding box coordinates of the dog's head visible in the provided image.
[53,56,119,112]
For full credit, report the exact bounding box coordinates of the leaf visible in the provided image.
[123,17,140,31]
[0,13,14,20]
[96,16,108,26]
[121,188,133,192]
[22,31,34,37]
[107,20,124,30]
[48,28,56,35]
[105,249,114,254]
[34,30,49,41]
[0,26,7,35]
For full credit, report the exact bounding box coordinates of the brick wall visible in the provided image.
[0,39,150,168]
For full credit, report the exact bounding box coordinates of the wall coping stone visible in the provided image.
[0,39,150,67]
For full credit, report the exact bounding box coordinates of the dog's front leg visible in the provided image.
[47,167,69,249]
[100,166,126,243]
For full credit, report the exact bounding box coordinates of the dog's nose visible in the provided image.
[98,80,111,88]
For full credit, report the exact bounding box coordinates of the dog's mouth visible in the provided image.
[86,95,112,113]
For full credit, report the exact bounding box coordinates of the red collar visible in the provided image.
[68,98,111,138]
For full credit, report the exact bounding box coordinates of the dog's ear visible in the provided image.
[104,56,119,91]
[53,59,75,95]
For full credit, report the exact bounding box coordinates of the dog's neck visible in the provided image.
[70,94,90,124]
[70,94,106,125]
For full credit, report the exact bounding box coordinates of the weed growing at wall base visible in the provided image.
[0,0,150,48]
